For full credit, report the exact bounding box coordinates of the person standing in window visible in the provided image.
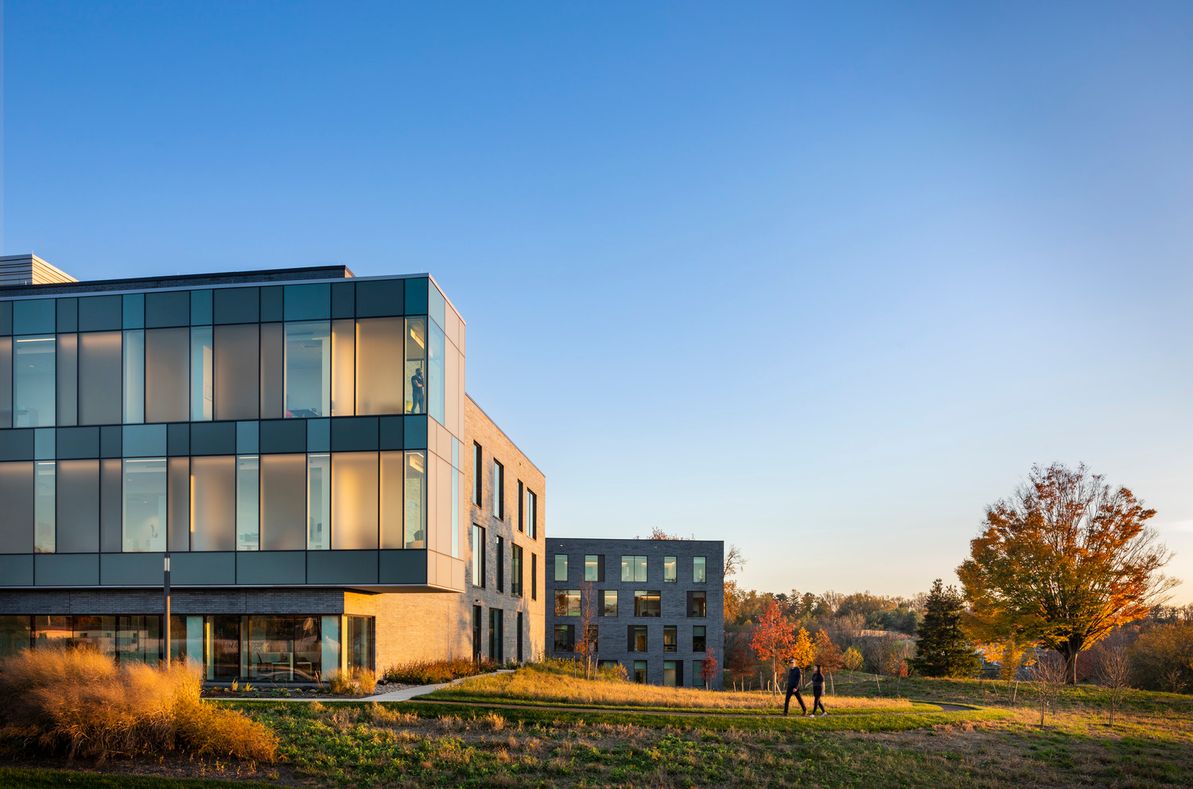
[410,367,425,414]
[811,664,827,716]
[783,657,806,716]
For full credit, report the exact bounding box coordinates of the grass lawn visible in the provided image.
[3,665,1189,787]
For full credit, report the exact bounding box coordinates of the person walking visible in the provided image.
[811,664,827,716]
[783,657,807,716]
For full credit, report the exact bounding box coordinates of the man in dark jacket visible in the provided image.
[811,664,827,716]
[783,658,806,716]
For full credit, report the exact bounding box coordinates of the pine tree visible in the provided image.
[909,579,980,678]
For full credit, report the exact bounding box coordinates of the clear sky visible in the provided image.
[3,1,1191,603]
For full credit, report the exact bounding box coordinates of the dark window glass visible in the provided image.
[214,324,259,421]
[664,626,677,653]
[284,284,331,321]
[145,328,189,423]
[634,591,661,618]
[553,624,575,653]
[692,625,707,652]
[687,591,707,618]
[56,459,99,553]
[247,615,320,682]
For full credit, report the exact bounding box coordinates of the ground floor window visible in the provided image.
[694,660,707,688]
[516,611,524,663]
[347,616,375,672]
[248,616,321,682]
[553,624,575,653]
[663,660,682,687]
[632,659,648,683]
[489,608,504,663]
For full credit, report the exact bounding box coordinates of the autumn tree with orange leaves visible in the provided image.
[750,600,796,694]
[958,463,1175,684]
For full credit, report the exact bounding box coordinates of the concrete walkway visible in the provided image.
[208,670,509,704]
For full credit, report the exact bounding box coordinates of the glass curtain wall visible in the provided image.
[284,321,330,418]
[14,336,55,427]
[122,458,167,552]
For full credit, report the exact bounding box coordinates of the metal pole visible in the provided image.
[163,553,171,666]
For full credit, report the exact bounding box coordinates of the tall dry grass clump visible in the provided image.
[382,658,496,685]
[0,647,277,763]
[327,667,378,696]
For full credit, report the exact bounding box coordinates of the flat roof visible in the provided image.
[0,264,353,297]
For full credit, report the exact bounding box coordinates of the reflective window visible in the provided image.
[428,319,445,423]
[0,337,11,428]
[307,453,330,549]
[346,615,375,672]
[123,424,167,457]
[57,459,99,553]
[215,324,259,421]
[554,590,580,617]
[330,319,354,416]
[79,331,122,425]
[260,454,306,550]
[248,616,321,682]
[601,590,618,617]
[145,328,188,423]
[284,321,330,418]
[664,556,677,583]
[633,660,647,682]
[496,536,505,591]
[190,327,213,421]
[526,489,538,539]
[492,460,504,519]
[472,524,486,588]
[404,317,427,414]
[693,556,706,583]
[584,554,601,582]
[380,451,404,549]
[511,544,523,596]
[0,616,32,659]
[663,660,679,688]
[123,458,167,552]
[13,299,55,334]
[553,624,575,653]
[14,336,56,427]
[56,333,77,426]
[404,450,427,548]
[331,452,378,549]
[190,456,235,551]
[34,461,55,553]
[621,555,647,583]
[472,443,482,505]
[355,318,403,415]
[634,591,661,617]
[284,284,330,321]
[116,615,160,665]
[123,329,145,424]
[692,625,707,652]
[168,457,189,551]
[687,591,707,618]
[236,455,259,550]
[531,553,538,601]
[554,554,568,582]
[628,626,648,653]
[664,625,677,653]
[451,439,460,558]
[259,323,283,419]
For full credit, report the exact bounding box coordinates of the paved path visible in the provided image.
[208,670,512,704]
[404,696,979,717]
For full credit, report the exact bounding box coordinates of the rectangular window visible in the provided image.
[190,455,235,551]
[404,450,427,548]
[472,525,486,588]
[692,625,707,652]
[14,336,55,428]
[382,450,425,550]
[511,544,524,597]
[526,489,537,539]
[621,555,647,583]
[236,455,259,550]
[79,331,122,425]
[554,554,568,582]
[472,443,482,506]
[0,337,12,428]
[496,536,505,592]
[489,608,504,663]
[259,323,284,419]
[531,553,537,600]
[554,589,580,617]
[694,660,708,689]
[428,320,445,423]
[663,660,680,688]
[553,624,575,653]
[516,611,524,663]
[330,318,354,416]
[687,590,707,617]
[145,327,189,423]
[246,616,321,683]
[123,458,167,552]
[168,457,189,551]
[355,317,403,414]
[260,454,306,550]
[627,625,648,653]
[451,440,460,559]
[122,329,144,424]
[34,461,55,554]
[0,462,33,553]
[601,590,618,617]
[664,625,677,653]
[472,605,482,662]
[632,660,647,683]
[56,459,99,554]
[214,324,259,421]
[284,321,330,418]
[693,556,706,583]
[492,460,504,519]
[584,554,603,582]
[634,591,661,617]
[307,453,330,549]
[331,452,379,549]
[404,317,427,414]
[189,326,213,421]
[664,556,677,583]
[56,333,77,426]
[516,480,524,532]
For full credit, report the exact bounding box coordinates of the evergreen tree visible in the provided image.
[909,579,980,677]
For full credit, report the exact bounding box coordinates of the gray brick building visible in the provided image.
[546,537,724,688]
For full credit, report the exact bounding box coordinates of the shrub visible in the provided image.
[382,658,497,685]
[328,668,378,696]
[0,647,277,763]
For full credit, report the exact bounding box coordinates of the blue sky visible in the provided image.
[4,1,1192,602]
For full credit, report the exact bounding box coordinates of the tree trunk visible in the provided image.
[1058,639,1083,684]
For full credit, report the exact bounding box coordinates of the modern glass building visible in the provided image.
[0,259,544,681]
